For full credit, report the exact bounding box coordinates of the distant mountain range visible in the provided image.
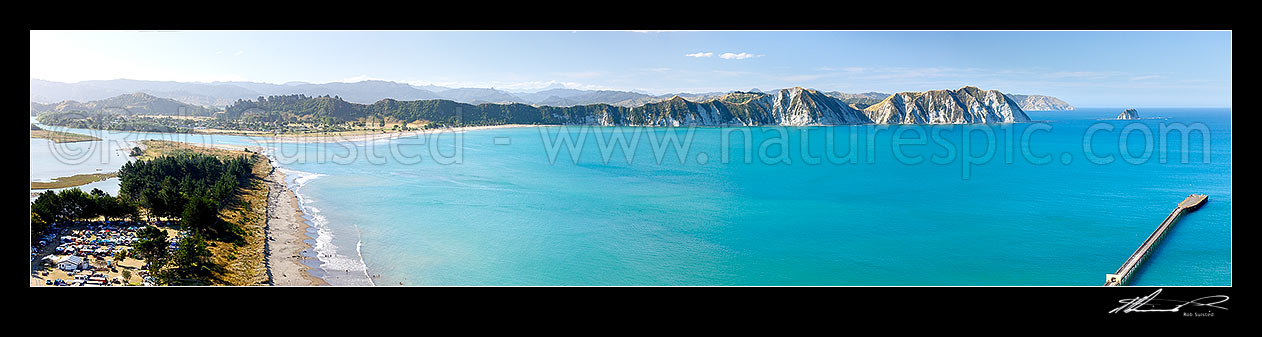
[29,78,1075,111]
[30,79,443,107]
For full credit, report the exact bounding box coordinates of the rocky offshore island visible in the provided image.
[1117,108,1140,120]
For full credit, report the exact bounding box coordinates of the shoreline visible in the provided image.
[233,124,543,144]
[30,172,119,190]
[264,162,329,286]
[37,121,1065,149]
[30,129,102,143]
[33,122,545,145]
[279,166,377,286]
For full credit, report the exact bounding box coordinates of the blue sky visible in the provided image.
[30,30,1231,107]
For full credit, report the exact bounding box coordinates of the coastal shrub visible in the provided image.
[180,196,233,238]
[133,226,170,281]
[117,153,253,241]
[168,234,217,284]
[30,187,140,229]
[119,153,254,215]
[30,212,48,240]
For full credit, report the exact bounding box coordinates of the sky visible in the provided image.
[30,30,1231,107]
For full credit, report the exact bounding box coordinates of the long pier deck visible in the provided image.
[1104,194,1208,286]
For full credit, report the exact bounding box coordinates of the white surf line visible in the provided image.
[354,224,376,286]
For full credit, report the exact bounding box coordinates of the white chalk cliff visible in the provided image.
[862,86,1031,124]
[559,86,1030,126]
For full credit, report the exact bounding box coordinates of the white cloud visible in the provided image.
[233,50,245,56]
[684,52,714,58]
[719,52,762,60]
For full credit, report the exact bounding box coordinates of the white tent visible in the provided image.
[56,255,86,271]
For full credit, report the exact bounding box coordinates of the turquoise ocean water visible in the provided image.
[30,108,1231,286]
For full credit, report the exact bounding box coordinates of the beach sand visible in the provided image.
[265,166,328,286]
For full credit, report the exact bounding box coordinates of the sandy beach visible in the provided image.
[264,165,328,286]
[195,141,329,285]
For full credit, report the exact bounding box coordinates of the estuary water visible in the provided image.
[30,108,1231,286]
